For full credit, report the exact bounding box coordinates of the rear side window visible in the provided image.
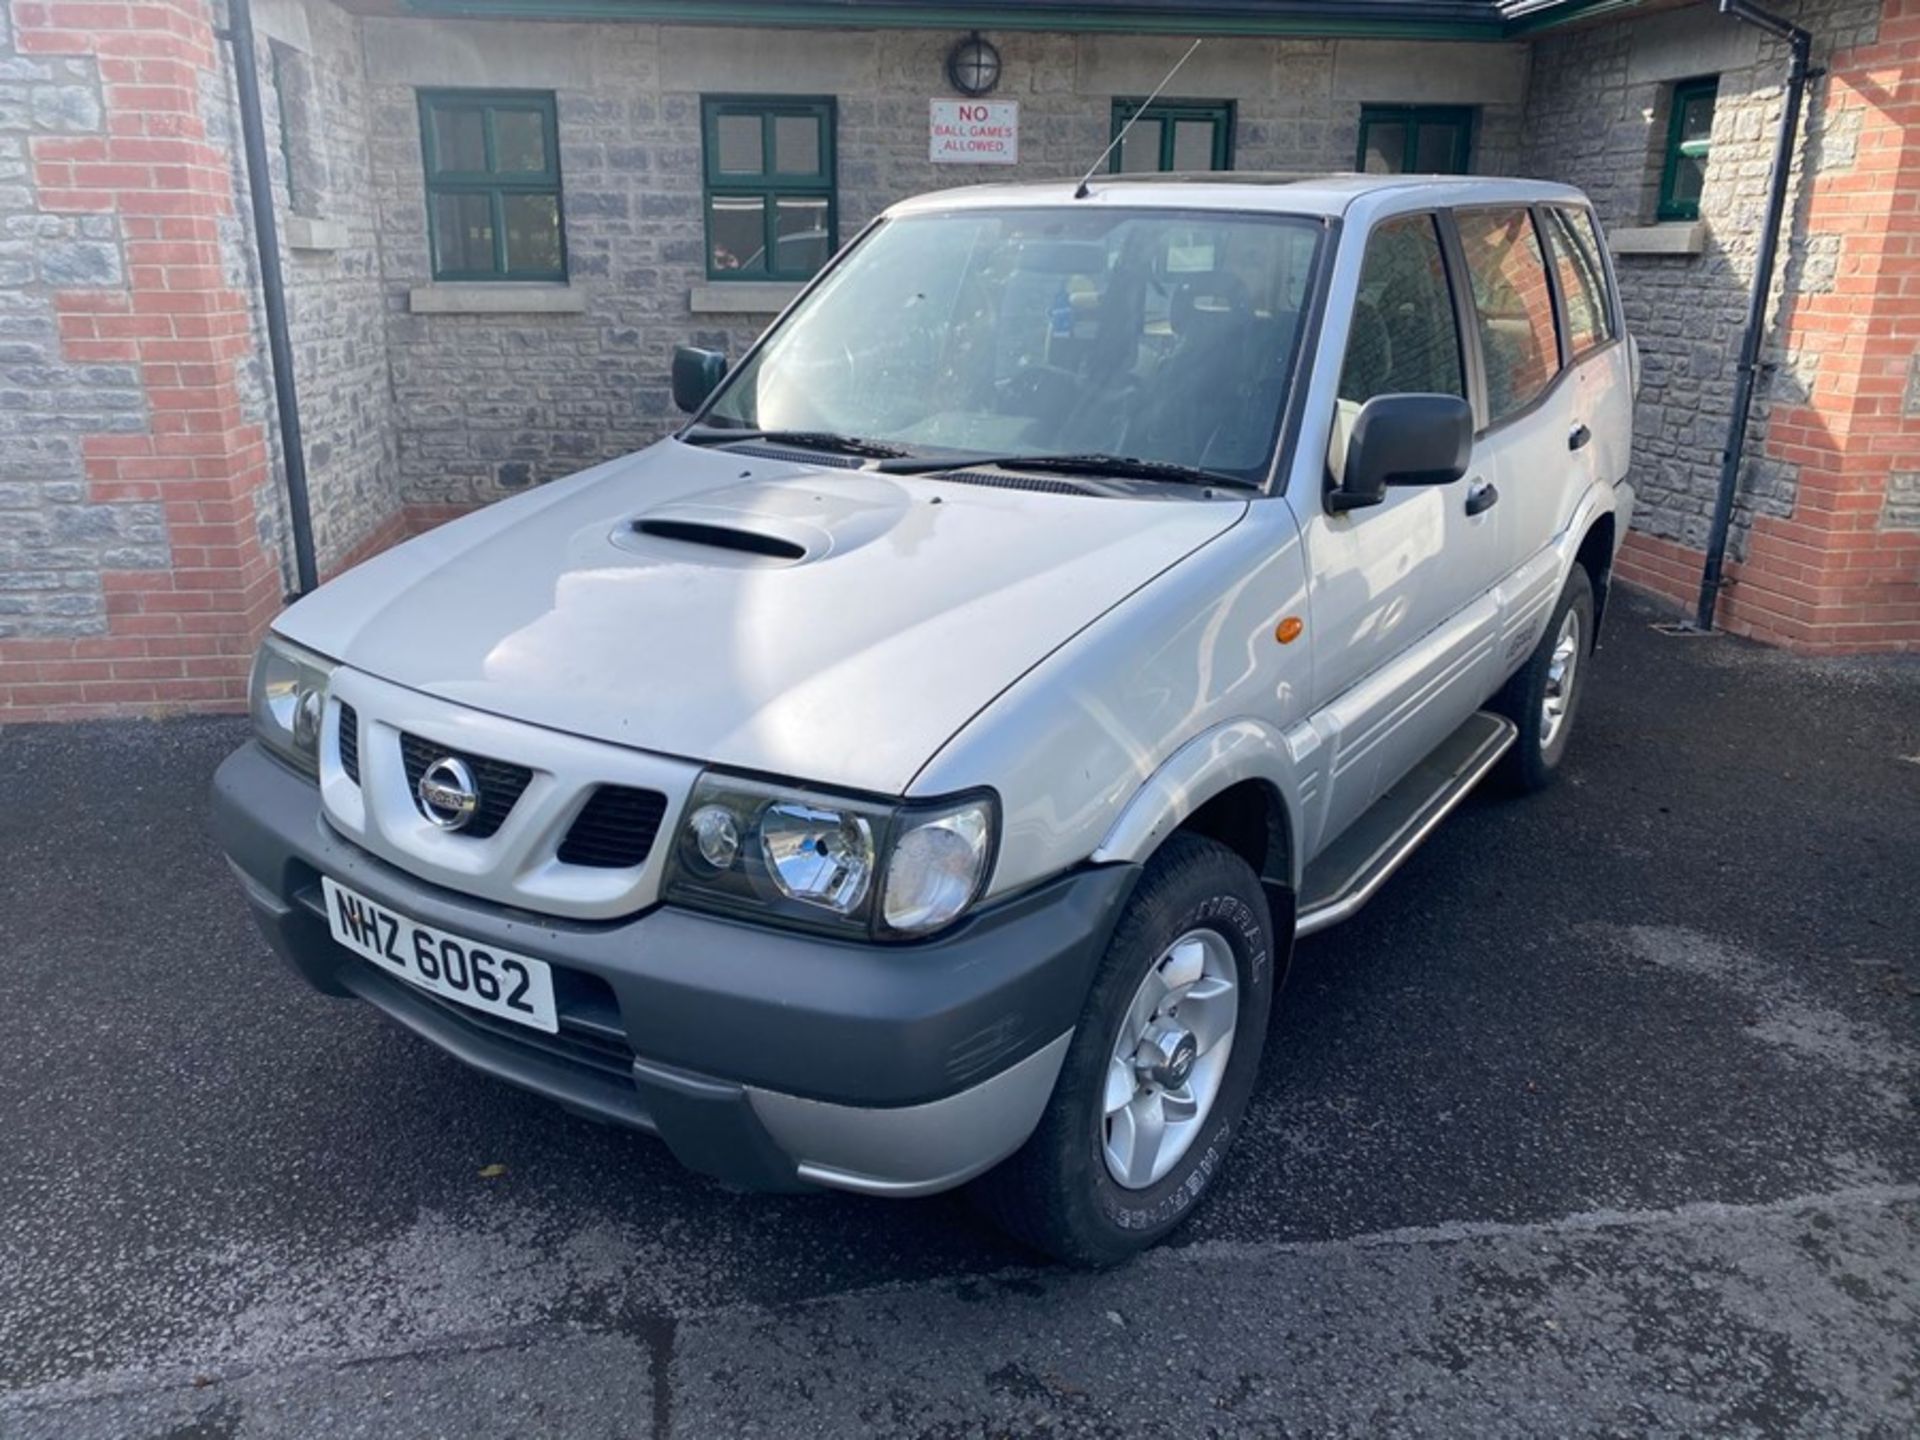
[1456,207,1561,425]
[1337,214,1464,406]
[1543,206,1616,357]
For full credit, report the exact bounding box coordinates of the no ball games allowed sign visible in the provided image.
[930,100,1019,165]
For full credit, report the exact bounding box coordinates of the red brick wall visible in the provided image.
[1618,0,1920,653]
[0,0,289,721]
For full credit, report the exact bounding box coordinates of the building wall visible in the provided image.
[0,0,291,719]
[1520,0,1881,554]
[358,20,1528,509]
[0,0,164,642]
[249,0,405,577]
[2,0,1912,720]
[1521,0,1920,650]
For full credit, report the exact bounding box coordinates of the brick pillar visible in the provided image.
[0,0,283,720]
[1618,0,1920,653]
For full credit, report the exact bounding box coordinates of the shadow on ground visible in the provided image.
[1,589,1915,1436]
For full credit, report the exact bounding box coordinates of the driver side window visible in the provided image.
[1338,214,1464,405]
[1330,214,1464,482]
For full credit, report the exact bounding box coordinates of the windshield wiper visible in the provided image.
[680,427,912,461]
[881,450,1256,490]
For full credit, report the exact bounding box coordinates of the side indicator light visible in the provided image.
[1276,616,1304,645]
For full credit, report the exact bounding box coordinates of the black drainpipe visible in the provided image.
[1693,0,1816,631]
[217,0,318,599]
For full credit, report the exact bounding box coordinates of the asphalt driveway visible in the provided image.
[1,588,1916,1438]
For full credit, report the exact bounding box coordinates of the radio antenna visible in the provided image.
[1073,38,1203,198]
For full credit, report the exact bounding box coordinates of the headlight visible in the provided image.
[664,773,997,939]
[248,632,336,777]
[882,800,994,933]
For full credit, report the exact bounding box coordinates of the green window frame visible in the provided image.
[1108,98,1235,173]
[701,95,837,282]
[1356,105,1474,175]
[1658,77,1718,222]
[418,88,566,282]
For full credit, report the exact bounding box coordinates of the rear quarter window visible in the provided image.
[1543,206,1617,358]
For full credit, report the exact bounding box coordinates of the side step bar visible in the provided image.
[1295,710,1517,938]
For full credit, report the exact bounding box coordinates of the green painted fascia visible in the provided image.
[400,0,1656,41]
[400,1,1513,41]
[1499,0,1647,37]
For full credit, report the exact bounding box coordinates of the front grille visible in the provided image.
[337,702,360,784]
[559,785,669,869]
[398,732,533,839]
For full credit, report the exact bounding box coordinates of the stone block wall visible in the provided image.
[0,0,163,642]
[3,0,1912,721]
[0,0,288,718]
[360,19,1528,509]
[1521,0,1880,553]
[1522,0,1918,649]
[246,0,403,576]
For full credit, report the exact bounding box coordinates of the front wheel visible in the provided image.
[971,833,1277,1267]
[1493,561,1596,792]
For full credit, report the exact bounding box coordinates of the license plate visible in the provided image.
[321,876,558,1034]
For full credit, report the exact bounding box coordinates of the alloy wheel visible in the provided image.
[1540,608,1582,751]
[1101,927,1239,1190]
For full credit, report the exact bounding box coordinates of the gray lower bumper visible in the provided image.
[212,742,1135,1196]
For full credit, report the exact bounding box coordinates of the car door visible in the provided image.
[1298,210,1506,852]
[1543,201,1634,544]
[1451,205,1581,677]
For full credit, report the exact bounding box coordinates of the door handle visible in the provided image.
[1568,423,1592,451]
[1465,479,1499,517]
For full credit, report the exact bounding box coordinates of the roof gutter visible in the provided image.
[401,0,1515,40]
[404,0,1659,38]
[1693,0,1816,632]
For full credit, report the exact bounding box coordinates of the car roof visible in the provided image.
[885,172,1589,220]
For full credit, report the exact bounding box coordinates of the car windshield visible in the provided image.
[698,206,1326,486]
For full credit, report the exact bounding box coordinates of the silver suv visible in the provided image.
[215,174,1634,1264]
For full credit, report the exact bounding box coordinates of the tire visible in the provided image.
[970,833,1277,1267]
[1492,561,1596,793]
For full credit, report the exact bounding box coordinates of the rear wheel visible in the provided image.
[971,833,1277,1267]
[1493,561,1595,792]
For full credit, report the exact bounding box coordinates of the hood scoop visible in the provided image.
[610,478,917,568]
[629,517,807,561]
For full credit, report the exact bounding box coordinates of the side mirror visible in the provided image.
[671,344,727,414]
[1328,393,1474,513]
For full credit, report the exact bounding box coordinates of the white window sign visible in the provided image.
[929,100,1019,165]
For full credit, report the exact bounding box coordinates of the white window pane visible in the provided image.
[772,114,820,176]
[433,191,494,273]
[774,196,830,276]
[493,109,548,174]
[1680,92,1715,145]
[1413,122,1464,174]
[710,194,765,273]
[1363,122,1406,174]
[1172,119,1216,172]
[716,114,762,175]
[430,107,485,173]
[1118,116,1161,173]
[503,192,561,273]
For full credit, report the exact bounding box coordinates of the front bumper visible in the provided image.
[211,742,1136,1196]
